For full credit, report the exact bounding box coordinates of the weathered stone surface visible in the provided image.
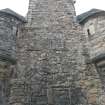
[0,1,105,105]
[16,0,87,105]
[0,9,25,64]
[0,9,26,105]
[78,10,105,105]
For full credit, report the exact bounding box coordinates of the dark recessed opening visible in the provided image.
[87,29,91,40]
[87,29,91,35]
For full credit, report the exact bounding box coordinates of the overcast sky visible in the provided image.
[0,0,105,16]
[75,0,105,15]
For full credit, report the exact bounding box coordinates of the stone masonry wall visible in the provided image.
[80,14,105,105]
[0,1,103,105]
[9,0,105,105]
[14,0,91,105]
[0,12,23,62]
[82,14,105,59]
[0,12,25,105]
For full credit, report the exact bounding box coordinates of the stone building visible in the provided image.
[0,8,26,105]
[0,0,105,105]
[77,9,105,104]
[77,8,105,90]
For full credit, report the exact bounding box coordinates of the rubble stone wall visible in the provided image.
[16,0,89,105]
[0,11,25,105]
[14,0,105,105]
[0,0,104,105]
[82,14,105,59]
[81,13,105,105]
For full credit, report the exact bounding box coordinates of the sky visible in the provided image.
[0,0,105,16]
[75,0,105,15]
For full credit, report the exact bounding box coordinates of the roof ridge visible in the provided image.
[77,8,105,24]
[0,8,27,22]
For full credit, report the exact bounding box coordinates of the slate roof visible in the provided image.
[0,8,26,22]
[77,9,105,24]
[91,53,105,63]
